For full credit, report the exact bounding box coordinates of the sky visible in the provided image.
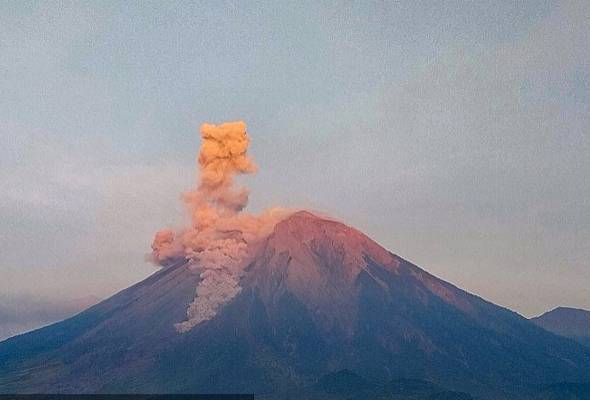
[0,1,588,337]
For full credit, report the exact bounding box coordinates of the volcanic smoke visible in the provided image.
[151,121,290,332]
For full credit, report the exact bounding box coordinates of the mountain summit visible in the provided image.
[1,212,589,398]
[532,307,590,348]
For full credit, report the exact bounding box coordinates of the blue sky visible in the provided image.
[1,1,588,332]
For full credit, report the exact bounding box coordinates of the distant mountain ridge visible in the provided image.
[1,211,589,399]
[531,307,590,348]
[0,294,100,341]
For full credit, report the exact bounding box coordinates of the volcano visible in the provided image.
[1,212,589,399]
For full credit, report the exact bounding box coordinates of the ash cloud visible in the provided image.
[150,121,291,332]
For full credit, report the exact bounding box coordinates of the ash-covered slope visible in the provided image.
[1,212,589,399]
[532,307,590,348]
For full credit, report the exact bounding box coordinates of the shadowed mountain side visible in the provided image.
[1,212,589,399]
[0,259,197,393]
[313,370,475,400]
[533,382,590,400]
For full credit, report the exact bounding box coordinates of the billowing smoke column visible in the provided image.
[151,121,290,332]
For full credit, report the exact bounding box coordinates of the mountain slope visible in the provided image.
[531,307,590,348]
[1,211,589,399]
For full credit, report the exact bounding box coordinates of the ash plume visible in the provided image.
[151,121,291,331]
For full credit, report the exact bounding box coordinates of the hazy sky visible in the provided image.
[1,0,588,329]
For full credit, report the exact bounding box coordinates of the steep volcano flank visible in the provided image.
[1,212,590,398]
[245,211,401,335]
[241,212,590,391]
[0,259,198,393]
[245,211,488,338]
